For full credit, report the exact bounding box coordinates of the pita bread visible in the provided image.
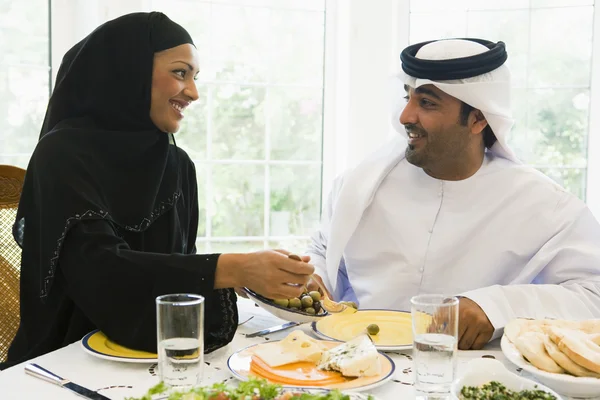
[588,333,600,346]
[514,331,565,374]
[505,319,530,343]
[578,320,600,335]
[542,332,600,377]
[505,318,547,343]
[550,327,600,375]
[506,318,600,378]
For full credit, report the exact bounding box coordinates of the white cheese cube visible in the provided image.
[318,334,382,377]
[253,330,328,367]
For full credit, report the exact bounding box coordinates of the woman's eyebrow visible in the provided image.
[170,60,197,72]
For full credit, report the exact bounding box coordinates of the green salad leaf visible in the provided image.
[126,377,374,400]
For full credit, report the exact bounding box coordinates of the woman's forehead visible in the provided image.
[155,44,200,70]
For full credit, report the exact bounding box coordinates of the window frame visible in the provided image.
[40,0,600,237]
[51,0,328,251]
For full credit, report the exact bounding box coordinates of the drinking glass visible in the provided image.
[411,294,459,399]
[156,293,204,388]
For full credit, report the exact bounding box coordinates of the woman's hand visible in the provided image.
[306,273,332,299]
[215,250,314,300]
[241,250,315,299]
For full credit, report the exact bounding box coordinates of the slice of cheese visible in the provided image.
[318,334,382,377]
[253,330,329,367]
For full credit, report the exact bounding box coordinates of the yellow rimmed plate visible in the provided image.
[311,309,413,350]
[227,341,395,392]
[81,330,157,363]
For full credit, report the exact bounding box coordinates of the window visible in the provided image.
[149,0,326,253]
[409,0,594,200]
[0,0,51,168]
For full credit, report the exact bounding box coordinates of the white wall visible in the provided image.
[323,0,600,220]
[51,0,99,85]
[50,0,600,217]
[50,0,411,205]
[321,0,409,200]
[50,0,152,86]
[586,3,600,220]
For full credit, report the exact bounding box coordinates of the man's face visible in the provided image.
[400,84,472,172]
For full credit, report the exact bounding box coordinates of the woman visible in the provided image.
[0,12,313,369]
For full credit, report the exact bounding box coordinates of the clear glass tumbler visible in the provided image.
[411,294,459,399]
[156,293,204,388]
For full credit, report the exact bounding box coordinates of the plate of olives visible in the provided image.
[242,287,330,323]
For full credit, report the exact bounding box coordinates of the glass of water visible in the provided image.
[156,293,204,388]
[411,294,459,399]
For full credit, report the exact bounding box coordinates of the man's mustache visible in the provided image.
[404,124,427,135]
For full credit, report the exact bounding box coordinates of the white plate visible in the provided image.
[227,341,395,393]
[311,309,413,351]
[451,358,562,399]
[243,287,329,324]
[81,330,157,363]
[501,334,600,398]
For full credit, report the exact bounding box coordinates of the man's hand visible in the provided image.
[458,297,494,350]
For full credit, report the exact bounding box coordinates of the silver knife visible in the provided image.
[25,363,110,400]
[245,321,300,338]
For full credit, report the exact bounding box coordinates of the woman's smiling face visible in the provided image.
[149,43,200,133]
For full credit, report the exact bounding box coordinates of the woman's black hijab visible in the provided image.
[15,12,195,299]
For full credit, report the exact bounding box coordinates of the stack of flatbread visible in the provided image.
[505,318,600,378]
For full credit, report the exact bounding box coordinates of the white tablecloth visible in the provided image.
[0,298,582,399]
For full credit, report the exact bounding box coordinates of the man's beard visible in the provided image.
[405,144,426,166]
[404,124,428,166]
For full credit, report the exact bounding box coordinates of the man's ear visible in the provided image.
[470,109,488,135]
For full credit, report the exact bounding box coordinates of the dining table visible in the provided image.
[0,297,591,400]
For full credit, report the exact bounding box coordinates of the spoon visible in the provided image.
[288,254,356,314]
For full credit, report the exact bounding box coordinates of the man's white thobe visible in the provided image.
[307,136,600,339]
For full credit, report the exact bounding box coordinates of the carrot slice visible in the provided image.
[249,356,349,386]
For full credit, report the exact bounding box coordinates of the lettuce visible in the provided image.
[126,377,374,400]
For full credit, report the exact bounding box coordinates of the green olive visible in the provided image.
[367,324,380,335]
[309,291,321,302]
[301,296,314,308]
[288,298,302,309]
[273,299,289,307]
[289,306,300,311]
[304,307,316,315]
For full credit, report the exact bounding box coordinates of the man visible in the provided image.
[306,38,600,350]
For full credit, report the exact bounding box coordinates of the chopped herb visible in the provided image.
[460,381,557,399]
